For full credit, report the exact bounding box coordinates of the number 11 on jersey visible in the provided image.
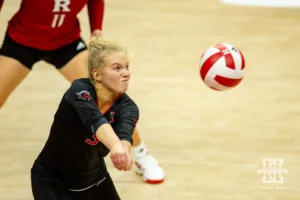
[51,0,71,28]
[52,14,66,28]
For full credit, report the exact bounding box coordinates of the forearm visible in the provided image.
[87,0,105,32]
[121,140,132,152]
[0,0,4,12]
[95,123,121,150]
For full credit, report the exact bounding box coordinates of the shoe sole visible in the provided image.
[143,177,165,184]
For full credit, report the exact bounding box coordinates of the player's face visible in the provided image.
[102,51,130,93]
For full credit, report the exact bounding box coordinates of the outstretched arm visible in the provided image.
[121,140,132,152]
[0,0,4,12]
[95,123,122,151]
[95,123,133,171]
[113,101,139,152]
[87,0,105,36]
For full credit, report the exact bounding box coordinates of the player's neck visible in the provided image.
[95,84,119,109]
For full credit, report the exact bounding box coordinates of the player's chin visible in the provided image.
[117,85,129,93]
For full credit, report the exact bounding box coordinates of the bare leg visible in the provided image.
[0,56,30,109]
[132,128,142,147]
[58,50,88,82]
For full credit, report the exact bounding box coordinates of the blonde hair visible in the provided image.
[88,36,130,82]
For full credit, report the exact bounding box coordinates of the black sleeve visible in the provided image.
[112,102,139,145]
[65,80,109,134]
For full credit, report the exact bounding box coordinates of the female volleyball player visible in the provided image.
[31,37,138,200]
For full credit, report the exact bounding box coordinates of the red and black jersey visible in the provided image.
[32,78,139,190]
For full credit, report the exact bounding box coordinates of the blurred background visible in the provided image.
[0,0,300,199]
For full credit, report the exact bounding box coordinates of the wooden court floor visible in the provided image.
[1,0,300,199]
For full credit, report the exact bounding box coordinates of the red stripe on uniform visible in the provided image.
[200,52,223,81]
[214,75,243,87]
[214,44,235,70]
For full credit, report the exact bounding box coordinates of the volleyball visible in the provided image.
[199,43,245,91]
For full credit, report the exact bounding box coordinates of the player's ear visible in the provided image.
[92,69,102,82]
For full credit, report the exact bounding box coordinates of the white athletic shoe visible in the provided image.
[133,151,165,184]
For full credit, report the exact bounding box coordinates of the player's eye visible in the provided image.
[114,66,121,71]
